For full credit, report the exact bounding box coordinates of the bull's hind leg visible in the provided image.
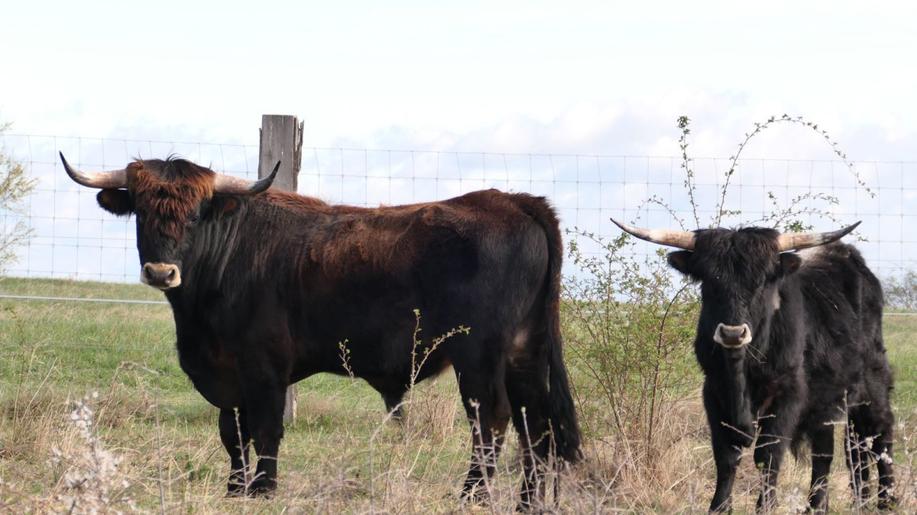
[847,401,897,509]
[454,351,512,504]
[807,426,834,513]
[219,408,251,496]
[853,396,897,510]
[505,359,552,512]
[872,435,896,510]
[868,382,897,510]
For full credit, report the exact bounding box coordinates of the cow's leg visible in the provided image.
[454,353,511,504]
[807,426,833,513]
[505,361,552,511]
[219,408,251,496]
[704,382,743,513]
[239,376,286,496]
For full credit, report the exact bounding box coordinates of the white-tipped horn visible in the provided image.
[776,222,861,252]
[59,152,128,189]
[212,161,280,195]
[610,218,696,250]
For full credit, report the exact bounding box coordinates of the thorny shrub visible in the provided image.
[0,392,137,514]
[47,393,136,513]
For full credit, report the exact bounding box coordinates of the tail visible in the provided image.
[515,194,583,464]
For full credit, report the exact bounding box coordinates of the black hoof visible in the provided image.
[226,474,248,497]
[877,495,897,511]
[248,477,277,498]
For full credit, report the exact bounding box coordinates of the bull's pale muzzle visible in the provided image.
[141,262,182,290]
[713,323,752,348]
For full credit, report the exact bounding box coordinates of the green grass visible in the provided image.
[0,277,474,512]
[885,313,917,412]
[1,277,915,513]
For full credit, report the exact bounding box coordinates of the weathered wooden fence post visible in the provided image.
[259,114,304,424]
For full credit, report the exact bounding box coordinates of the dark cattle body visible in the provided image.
[61,154,581,508]
[613,220,895,513]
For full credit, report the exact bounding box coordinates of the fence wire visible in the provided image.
[1,133,915,287]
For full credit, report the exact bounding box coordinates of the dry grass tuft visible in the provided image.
[1,382,915,513]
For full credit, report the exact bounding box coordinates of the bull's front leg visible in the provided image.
[753,396,799,513]
[704,380,745,513]
[219,408,251,496]
[239,366,288,496]
[807,426,833,513]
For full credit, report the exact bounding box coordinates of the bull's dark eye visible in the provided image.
[188,213,200,225]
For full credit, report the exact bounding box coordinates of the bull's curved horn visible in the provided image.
[776,221,860,252]
[59,152,128,189]
[610,218,696,250]
[212,160,280,195]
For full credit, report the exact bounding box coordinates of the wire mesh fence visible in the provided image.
[1,133,915,289]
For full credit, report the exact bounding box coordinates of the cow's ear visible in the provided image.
[96,189,133,216]
[209,196,240,217]
[667,250,695,277]
[779,252,802,276]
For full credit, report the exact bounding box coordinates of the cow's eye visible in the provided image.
[188,213,200,225]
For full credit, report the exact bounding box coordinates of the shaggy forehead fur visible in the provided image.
[129,158,215,238]
[692,227,781,285]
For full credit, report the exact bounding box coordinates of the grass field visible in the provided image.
[0,277,914,513]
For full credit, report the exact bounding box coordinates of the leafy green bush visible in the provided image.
[0,122,36,273]
[884,270,917,310]
[564,230,697,458]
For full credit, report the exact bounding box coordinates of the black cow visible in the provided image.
[613,220,895,513]
[61,154,581,508]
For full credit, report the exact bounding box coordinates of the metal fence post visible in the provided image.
[259,114,304,424]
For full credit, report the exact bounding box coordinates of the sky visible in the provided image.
[1,1,916,281]
[3,1,916,158]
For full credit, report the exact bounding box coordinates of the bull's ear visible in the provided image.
[96,189,133,216]
[779,252,802,276]
[667,250,695,277]
[209,196,240,218]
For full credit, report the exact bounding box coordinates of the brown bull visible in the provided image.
[62,153,581,509]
